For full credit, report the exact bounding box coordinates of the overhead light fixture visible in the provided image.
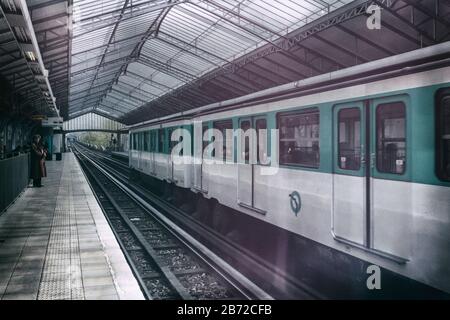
[25,50,36,61]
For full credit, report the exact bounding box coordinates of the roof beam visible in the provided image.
[79,0,133,111]
[89,3,179,114]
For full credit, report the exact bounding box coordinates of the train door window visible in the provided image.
[132,133,137,150]
[152,131,157,152]
[278,109,320,168]
[149,131,153,152]
[202,125,209,152]
[158,129,165,153]
[144,131,149,152]
[139,132,144,151]
[437,93,450,181]
[167,128,172,153]
[256,118,267,164]
[240,120,252,163]
[213,120,233,162]
[338,108,361,170]
[168,128,177,154]
[376,102,406,174]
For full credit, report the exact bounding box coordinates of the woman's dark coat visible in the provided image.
[30,142,47,179]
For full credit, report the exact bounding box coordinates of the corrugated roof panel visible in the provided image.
[67,0,357,119]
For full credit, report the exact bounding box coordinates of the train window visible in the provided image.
[240,120,252,163]
[213,120,233,161]
[149,131,153,152]
[202,125,209,151]
[152,131,157,152]
[376,102,406,175]
[168,128,175,154]
[256,119,268,164]
[437,94,450,181]
[138,132,144,151]
[144,131,149,152]
[158,129,165,153]
[278,109,320,168]
[132,133,137,150]
[338,108,361,170]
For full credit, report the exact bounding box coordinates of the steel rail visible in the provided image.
[74,144,271,300]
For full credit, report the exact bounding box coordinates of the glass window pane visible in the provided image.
[144,132,149,152]
[438,96,450,181]
[136,133,139,151]
[168,128,177,153]
[279,110,320,168]
[202,125,209,151]
[159,129,165,153]
[376,102,406,174]
[213,120,233,161]
[256,119,267,164]
[240,120,251,163]
[338,108,361,170]
[149,131,154,152]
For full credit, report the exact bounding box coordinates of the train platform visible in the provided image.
[0,153,144,300]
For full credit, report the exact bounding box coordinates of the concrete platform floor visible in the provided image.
[0,153,144,300]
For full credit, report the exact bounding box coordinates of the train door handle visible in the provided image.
[370,153,376,169]
[360,154,366,166]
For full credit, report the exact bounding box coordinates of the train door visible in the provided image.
[150,130,156,175]
[157,128,166,179]
[369,97,411,259]
[237,116,267,214]
[332,102,366,245]
[332,97,411,259]
[193,122,209,193]
[167,127,175,182]
[143,131,150,172]
[138,132,143,171]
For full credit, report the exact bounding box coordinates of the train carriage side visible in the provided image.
[191,66,450,295]
[129,60,450,295]
[129,121,193,189]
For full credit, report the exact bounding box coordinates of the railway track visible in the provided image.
[73,144,271,300]
[74,143,319,299]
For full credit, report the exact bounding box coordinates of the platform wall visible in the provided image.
[0,153,29,213]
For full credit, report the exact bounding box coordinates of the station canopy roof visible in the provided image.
[3,0,449,125]
[69,0,359,123]
[0,0,66,118]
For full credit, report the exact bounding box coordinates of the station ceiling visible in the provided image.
[1,0,450,125]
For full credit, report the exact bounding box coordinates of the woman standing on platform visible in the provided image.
[30,134,47,187]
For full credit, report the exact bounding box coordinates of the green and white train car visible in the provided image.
[129,42,450,298]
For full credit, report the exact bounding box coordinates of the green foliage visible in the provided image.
[79,132,112,148]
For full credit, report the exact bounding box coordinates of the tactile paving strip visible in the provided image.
[38,162,85,300]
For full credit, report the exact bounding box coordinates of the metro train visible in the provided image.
[127,42,450,298]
